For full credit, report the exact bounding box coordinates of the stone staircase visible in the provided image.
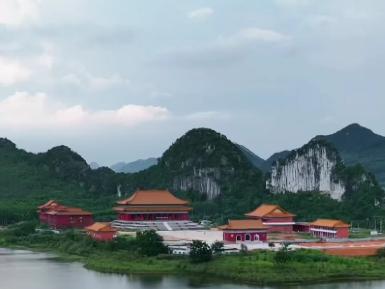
[112,220,204,231]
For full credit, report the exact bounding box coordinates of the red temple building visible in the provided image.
[38,200,94,229]
[114,190,192,221]
[219,219,268,243]
[38,200,61,224]
[245,204,295,233]
[310,219,350,239]
[85,223,117,241]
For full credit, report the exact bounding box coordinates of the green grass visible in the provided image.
[350,229,372,239]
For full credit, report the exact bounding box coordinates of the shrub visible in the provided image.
[211,241,224,254]
[136,230,168,256]
[189,240,212,263]
[274,243,291,264]
[7,221,37,237]
[377,247,385,259]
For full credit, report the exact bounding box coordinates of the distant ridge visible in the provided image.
[110,158,158,173]
[236,144,265,168]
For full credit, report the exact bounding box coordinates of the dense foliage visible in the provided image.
[189,240,212,263]
[136,230,168,256]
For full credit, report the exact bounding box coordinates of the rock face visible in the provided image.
[151,128,264,200]
[172,168,222,199]
[267,140,346,200]
[314,123,385,187]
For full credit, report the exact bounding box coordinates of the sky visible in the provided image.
[1,0,385,166]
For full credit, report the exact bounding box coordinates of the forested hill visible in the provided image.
[0,130,266,224]
[118,128,266,221]
[0,138,118,224]
[314,123,385,187]
[1,126,385,226]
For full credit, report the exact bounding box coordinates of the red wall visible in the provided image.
[39,213,48,223]
[263,217,294,223]
[336,227,349,238]
[248,216,294,233]
[118,213,190,221]
[88,231,116,241]
[223,231,267,243]
[293,224,310,233]
[310,226,350,239]
[46,215,94,229]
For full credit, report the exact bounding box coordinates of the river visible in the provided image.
[0,248,384,289]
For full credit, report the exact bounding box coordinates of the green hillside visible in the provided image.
[0,127,385,226]
[315,123,385,187]
[119,128,266,222]
[0,138,117,224]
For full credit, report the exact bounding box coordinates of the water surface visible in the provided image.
[0,248,384,289]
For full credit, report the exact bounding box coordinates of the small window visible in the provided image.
[236,235,242,241]
[245,234,251,241]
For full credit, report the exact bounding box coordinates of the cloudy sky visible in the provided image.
[1,0,385,165]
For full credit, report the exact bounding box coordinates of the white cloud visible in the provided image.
[237,27,289,43]
[0,0,41,27]
[188,7,214,20]
[0,56,31,85]
[212,27,290,49]
[0,91,169,129]
[215,27,289,48]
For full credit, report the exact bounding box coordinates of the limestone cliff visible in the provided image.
[172,167,222,199]
[267,140,346,200]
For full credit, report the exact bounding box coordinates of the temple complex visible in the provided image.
[38,200,93,229]
[245,204,295,233]
[219,219,268,243]
[113,190,202,231]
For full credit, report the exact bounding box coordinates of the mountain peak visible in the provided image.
[45,145,87,163]
[338,123,375,135]
[182,127,224,139]
[0,138,17,150]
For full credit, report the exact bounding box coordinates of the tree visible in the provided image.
[211,241,224,254]
[274,243,291,264]
[377,247,385,259]
[136,230,168,256]
[189,240,212,263]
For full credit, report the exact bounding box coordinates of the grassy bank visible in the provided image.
[2,224,385,286]
[83,250,385,286]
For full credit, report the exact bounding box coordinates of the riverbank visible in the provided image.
[83,251,385,286]
[2,227,385,286]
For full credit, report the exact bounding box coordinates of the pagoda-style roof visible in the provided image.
[117,190,189,206]
[38,200,61,210]
[85,222,116,233]
[218,219,268,231]
[45,206,93,216]
[310,219,350,228]
[245,204,295,218]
